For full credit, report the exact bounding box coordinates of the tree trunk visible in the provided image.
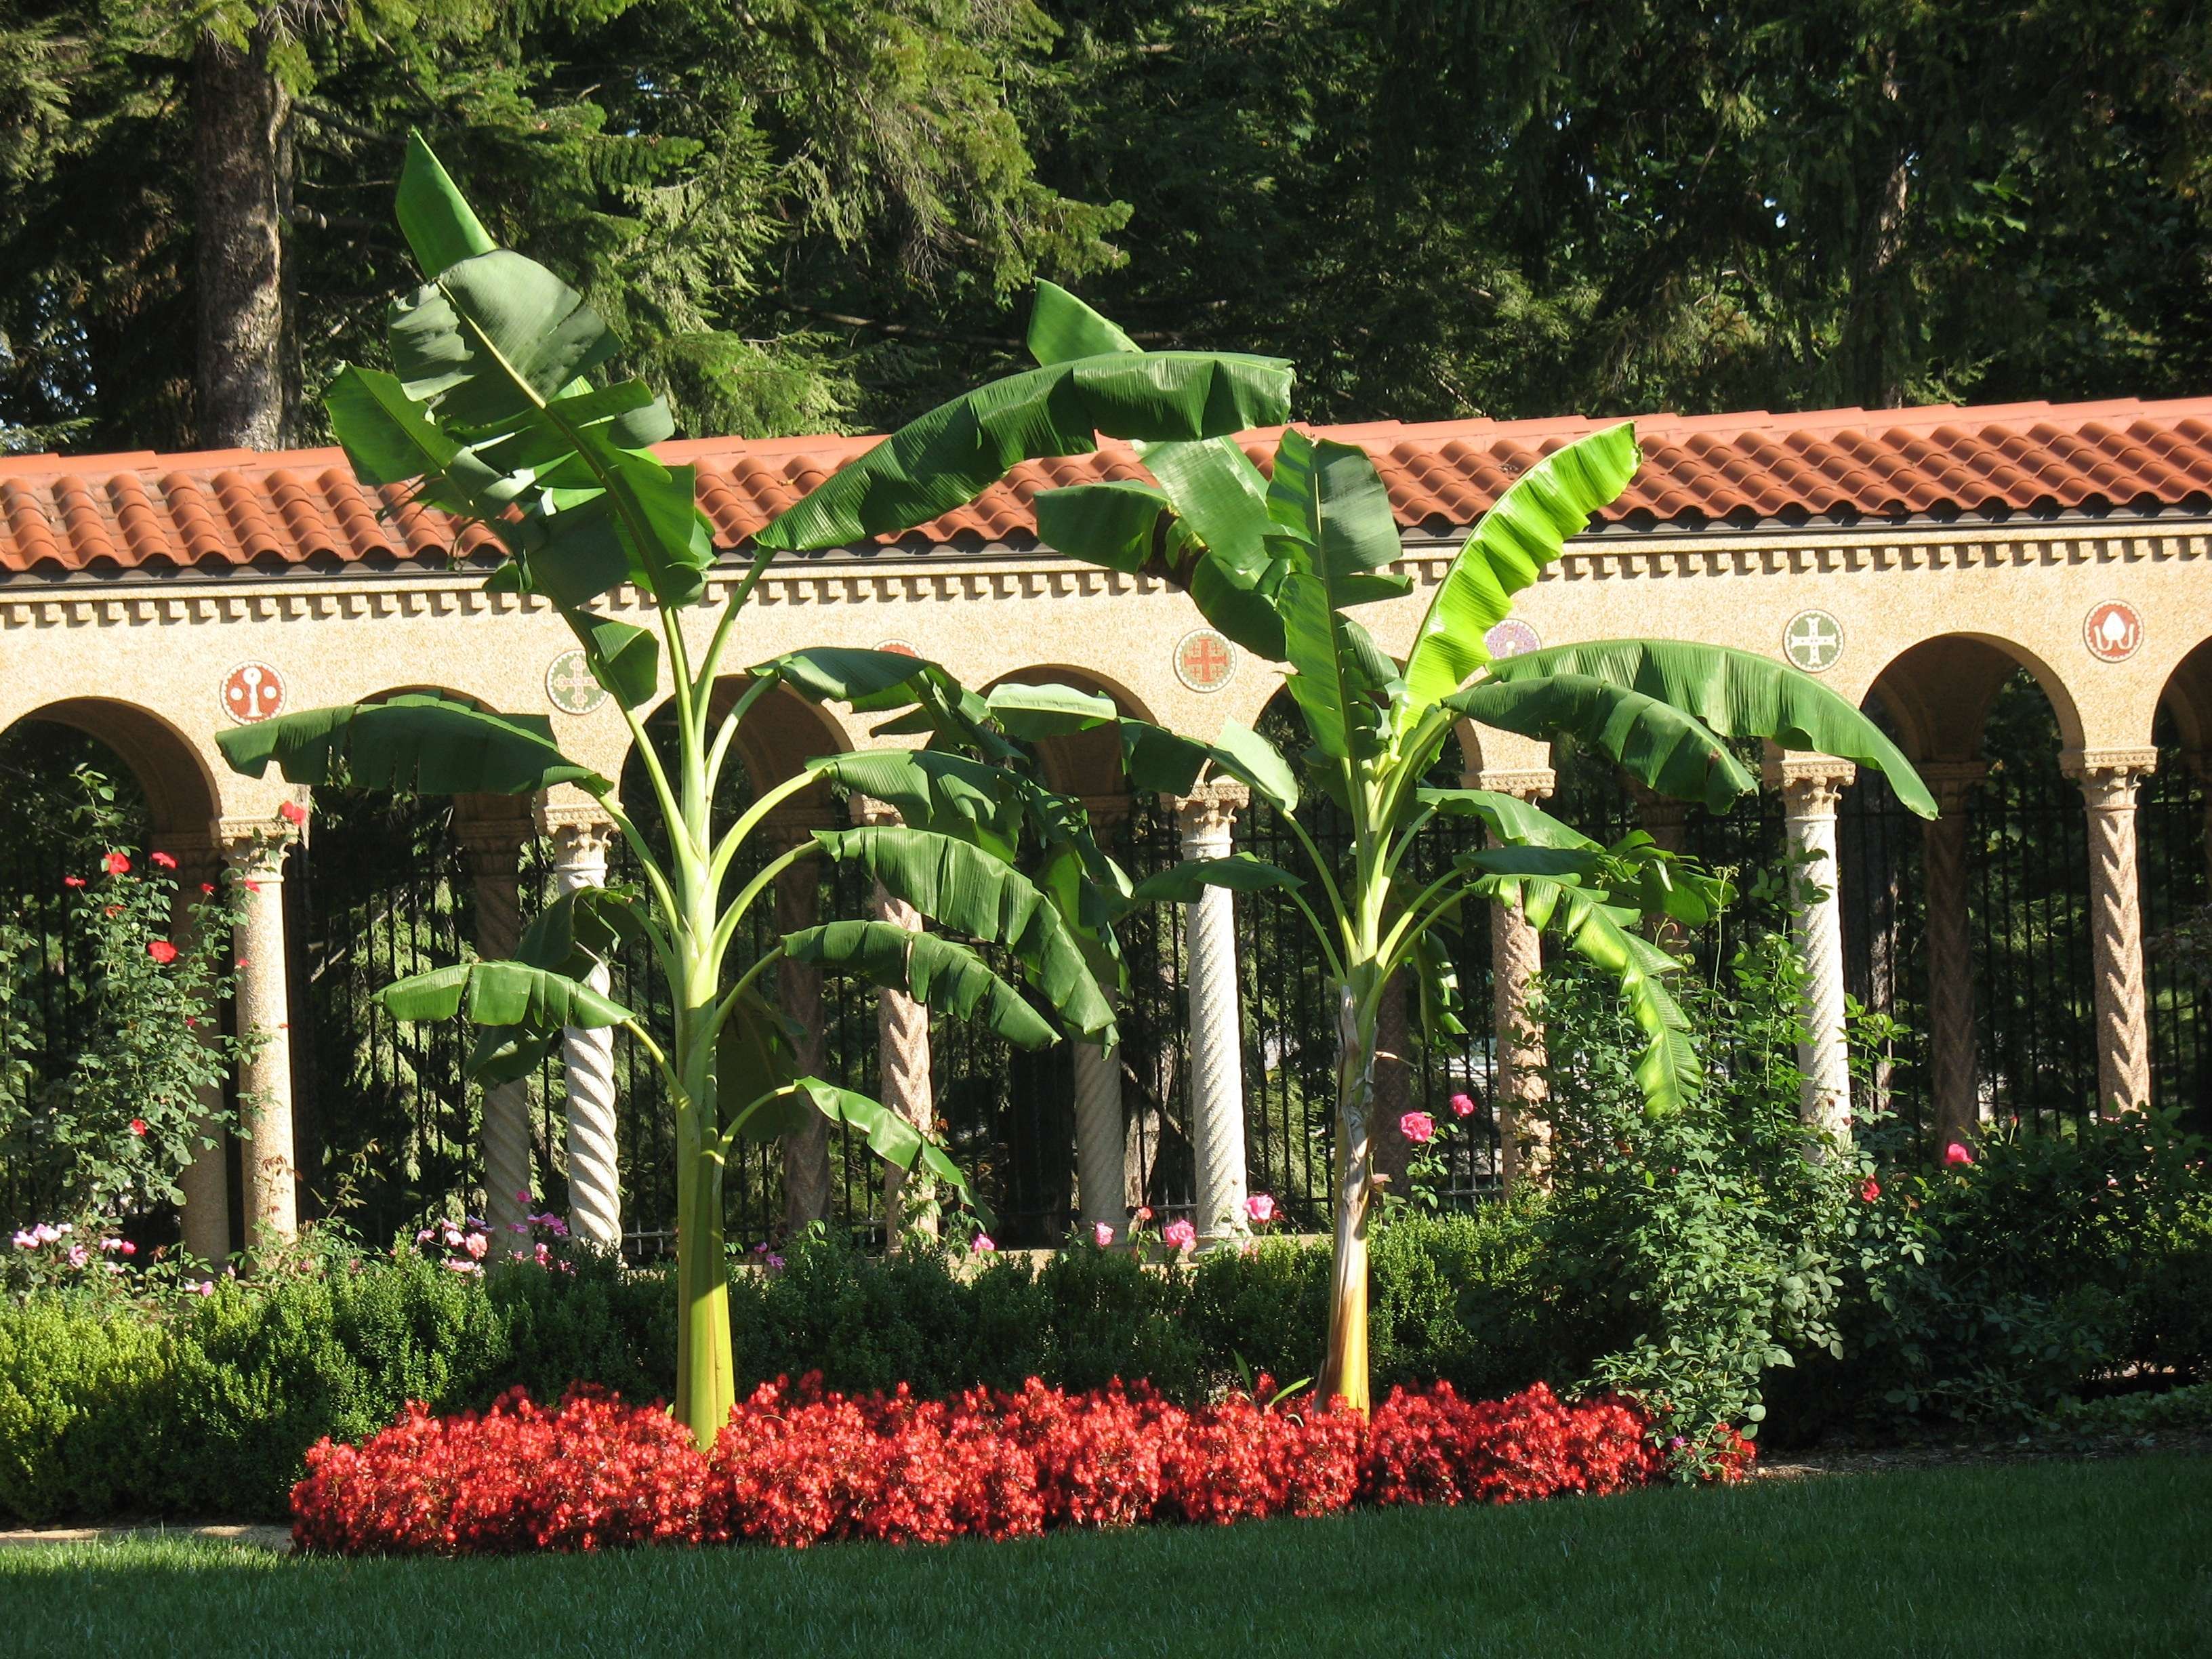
[1317,977,1378,1414]
[194,27,289,449]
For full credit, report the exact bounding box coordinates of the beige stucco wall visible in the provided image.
[4,512,2207,824]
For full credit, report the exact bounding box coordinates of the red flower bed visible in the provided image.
[291,1377,1750,1555]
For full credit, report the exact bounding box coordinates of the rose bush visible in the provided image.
[290,1375,1745,1555]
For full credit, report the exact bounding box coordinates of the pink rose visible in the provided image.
[971,1234,997,1253]
[1244,1193,1276,1224]
[192,1280,215,1296]
[1860,1178,1881,1202]
[1944,1142,1975,1168]
[1092,1222,1115,1247]
[1133,1205,1153,1223]
[464,1231,489,1260]
[1448,1092,1477,1118]
[1162,1218,1197,1251]
[1400,1111,1435,1145]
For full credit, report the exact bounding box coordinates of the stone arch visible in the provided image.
[983,664,1151,799]
[7,697,224,840]
[1862,632,2086,761]
[2155,638,2212,758]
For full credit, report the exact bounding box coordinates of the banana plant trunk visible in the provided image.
[674,886,735,1447]
[1319,974,1380,1414]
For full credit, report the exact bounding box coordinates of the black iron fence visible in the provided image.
[6,662,2210,1248]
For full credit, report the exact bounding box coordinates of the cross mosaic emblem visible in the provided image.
[2083,600,2143,663]
[1174,627,1237,693]
[546,649,609,715]
[220,661,285,724]
[1483,619,1541,659]
[1782,609,1845,674]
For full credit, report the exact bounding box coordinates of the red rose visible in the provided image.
[150,851,178,870]
[129,1119,146,1136]
[63,876,85,888]
[1860,1177,1881,1202]
[279,800,308,827]
[147,940,179,964]
[103,851,130,874]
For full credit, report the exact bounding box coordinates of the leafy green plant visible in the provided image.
[1006,285,1933,1410]
[214,137,1292,1445]
[0,764,251,1245]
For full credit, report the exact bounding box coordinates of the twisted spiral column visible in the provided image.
[769,817,832,1233]
[2064,748,2158,1115]
[1472,767,1555,1193]
[222,820,300,1246]
[1921,760,1988,1143]
[859,798,937,1242]
[169,839,230,1267]
[1768,755,1856,1137]
[1074,797,1132,1235]
[544,810,622,1250]
[464,825,533,1246]
[1172,780,1249,1242]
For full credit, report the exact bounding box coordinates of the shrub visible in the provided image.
[289,1378,1731,1555]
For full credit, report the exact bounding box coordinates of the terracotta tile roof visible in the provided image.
[5,396,2211,578]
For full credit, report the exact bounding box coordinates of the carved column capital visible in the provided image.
[1763,755,1858,817]
[1465,766,1556,802]
[216,819,297,880]
[536,800,617,870]
[1080,793,1136,829]
[1919,759,1989,818]
[2060,747,2159,810]
[851,794,904,828]
[1165,779,1248,854]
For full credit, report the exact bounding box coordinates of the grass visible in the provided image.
[7,1454,2207,1658]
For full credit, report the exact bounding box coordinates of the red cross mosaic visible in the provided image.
[1174,628,1237,693]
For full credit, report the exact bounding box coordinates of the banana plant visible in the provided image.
[213,136,1295,1448]
[1015,288,1938,1412]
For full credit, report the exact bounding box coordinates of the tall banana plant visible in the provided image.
[1014,288,1938,1412]
[213,136,1296,1447]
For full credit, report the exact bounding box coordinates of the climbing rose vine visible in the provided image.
[291,1378,1750,1555]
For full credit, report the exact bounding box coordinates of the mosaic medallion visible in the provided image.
[874,638,920,658]
[546,649,609,716]
[1483,619,1542,659]
[1782,609,1845,674]
[2083,600,2144,663]
[220,661,286,724]
[1174,627,1237,693]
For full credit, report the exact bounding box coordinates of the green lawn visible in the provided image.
[7,1455,2207,1658]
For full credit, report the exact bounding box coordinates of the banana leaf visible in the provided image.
[1470,871,1698,1115]
[806,750,1025,861]
[394,129,497,279]
[1129,856,1306,903]
[1414,788,1599,850]
[1443,676,1755,813]
[811,826,1118,1044]
[1400,424,1641,718]
[1486,640,1937,817]
[1118,718,1298,813]
[783,921,1058,1048]
[751,351,1296,553]
[216,694,607,795]
[377,959,632,1029]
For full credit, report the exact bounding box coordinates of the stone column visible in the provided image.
[2062,747,2159,1115]
[1920,760,1988,1143]
[1170,780,1249,1242]
[857,798,936,1242]
[462,822,533,1245]
[1472,766,1555,1191]
[1073,797,1131,1237]
[541,808,622,1250]
[769,817,832,1233]
[169,840,230,1267]
[1767,755,1858,1136]
[221,821,299,1246]
[1626,778,1690,855]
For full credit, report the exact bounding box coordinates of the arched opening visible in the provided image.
[2146,640,2212,1130]
[0,703,224,1240]
[1867,640,2097,1130]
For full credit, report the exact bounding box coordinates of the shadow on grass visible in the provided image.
[7,1454,2207,1658]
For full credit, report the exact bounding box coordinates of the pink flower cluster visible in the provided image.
[290,1376,1746,1556]
[416,1200,573,1276]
